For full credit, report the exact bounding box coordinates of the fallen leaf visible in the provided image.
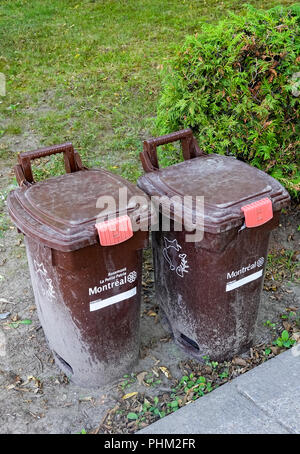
[147,311,157,317]
[271,346,281,355]
[160,336,170,343]
[152,367,160,377]
[283,321,291,331]
[136,372,147,385]
[159,366,172,379]
[79,396,94,403]
[122,392,138,400]
[292,332,300,342]
[150,356,160,365]
[203,366,212,374]
[232,357,248,367]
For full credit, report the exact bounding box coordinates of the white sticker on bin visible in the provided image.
[90,287,137,312]
[226,270,263,292]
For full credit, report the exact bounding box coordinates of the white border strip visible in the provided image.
[90,287,137,312]
[226,270,263,292]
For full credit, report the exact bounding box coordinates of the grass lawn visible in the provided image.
[0,0,296,183]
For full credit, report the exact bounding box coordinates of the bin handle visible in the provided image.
[140,128,204,172]
[14,143,84,186]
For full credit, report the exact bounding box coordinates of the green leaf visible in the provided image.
[283,341,291,348]
[19,319,32,325]
[281,330,289,342]
[170,400,179,408]
[127,412,138,420]
[9,319,32,329]
[197,376,206,383]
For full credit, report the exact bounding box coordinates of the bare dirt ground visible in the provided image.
[0,156,299,434]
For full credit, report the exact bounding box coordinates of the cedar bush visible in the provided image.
[156,5,300,197]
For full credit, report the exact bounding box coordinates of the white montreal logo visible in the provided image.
[227,257,265,280]
[89,270,137,296]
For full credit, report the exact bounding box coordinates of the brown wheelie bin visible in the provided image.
[137,129,290,362]
[7,143,150,387]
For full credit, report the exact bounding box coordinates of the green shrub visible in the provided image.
[156,5,300,197]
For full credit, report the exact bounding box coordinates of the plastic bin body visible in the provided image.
[24,234,144,387]
[151,215,279,361]
[138,129,290,362]
[8,143,149,387]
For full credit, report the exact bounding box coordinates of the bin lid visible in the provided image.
[7,168,150,251]
[137,154,290,234]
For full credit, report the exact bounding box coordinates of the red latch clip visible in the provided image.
[95,215,133,246]
[241,198,273,228]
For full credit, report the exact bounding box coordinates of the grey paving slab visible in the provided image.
[235,346,300,434]
[139,347,300,434]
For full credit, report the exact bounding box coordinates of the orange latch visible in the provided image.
[95,215,133,246]
[241,198,273,228]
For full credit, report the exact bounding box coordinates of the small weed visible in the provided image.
[202,355,218,369]
[263,320,277,330]
[280,309,300,328]
[273,330,296,349]
[174,373,214,400]
[218,368,229,379]
[143,372,162,387]
[120,373,136,390]
[280,311,296,320]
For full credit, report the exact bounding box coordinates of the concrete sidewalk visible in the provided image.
[139,345,300,434]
